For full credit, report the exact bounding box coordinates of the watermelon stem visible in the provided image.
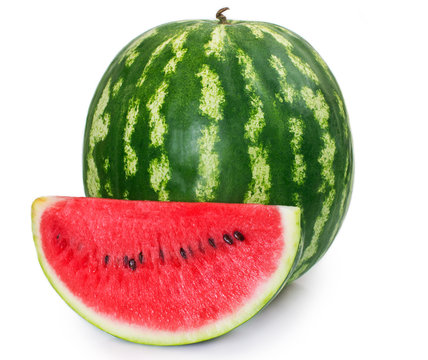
[216,7,230,24]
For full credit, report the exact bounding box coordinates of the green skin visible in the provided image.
[83,19,353,280]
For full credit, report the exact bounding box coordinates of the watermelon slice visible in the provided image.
[31,197,301,345]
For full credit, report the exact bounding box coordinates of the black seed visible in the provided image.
[223,234,233,245]
[208,238,216,248]
[104,255,109,265]
[159,249,164,262]
[123,255,129,267]
[233,231,245,241]
[56,234,60,239]
[180,247,187,259]
[129,259,136,271]
[138,251,144,264]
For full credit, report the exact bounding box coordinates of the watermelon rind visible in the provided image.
[32,197,301,345]
[82,18,353,280]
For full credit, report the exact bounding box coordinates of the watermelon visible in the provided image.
[82,11,353,280]
[31,196,301,345]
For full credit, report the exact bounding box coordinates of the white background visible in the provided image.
[1,0,427,359]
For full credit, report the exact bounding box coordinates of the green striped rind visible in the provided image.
[83,20,353,280]
[194,64,225,201]
[32,197,301,345]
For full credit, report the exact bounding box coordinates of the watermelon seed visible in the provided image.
[138,251,144,264]
[223,234,233,245]
[198,242,205,253]
[208,238,216,248]
[129,258,136,271]
[56,234,60,239]
[104,255,109,265]
[179,247,187,259]
[159,249,165,263]
[233,231,245,241]
[124,255,129,267]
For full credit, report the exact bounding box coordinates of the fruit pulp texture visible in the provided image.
[40,198,286,331]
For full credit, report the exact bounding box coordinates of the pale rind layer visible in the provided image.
[31,197,301,345]
[82,20,353,280]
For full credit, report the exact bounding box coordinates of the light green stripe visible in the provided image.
[270,23,296,37]
[292,193,303,208]
[300,87,335,191]
[334,91,345,119]
[244,24,264,39]
[244,97,264,143]
[112,78,123,97]
[318,133,336,192]
[123,97,140,177]
[299,86,336,263]
[120,28,157,67]
[289,117,306,185]
[86,78,111,197]
[147,81,169,200]
[254,25,292,49]
[301,189,336,262]
[148,154,170,201]
[290,261,309,280]
[245,145,271,204]
[103,157,110,172]
[270,55,306,204]
[147,81,169,147]
[289,116,306,211]
[236,49,271,204]
[104,181,113,197]
[287,51,319,84]
[334,91,349,138]
[205,25,227,60]
[301,132,336,260]
[269,55,295,103]
[195,124,220,201]
[328,158,351,249]
[195,64,225,201]
[197,64,224,122]
[146,27,195,200]
[163,32,189,74]
[312,50,334,83]
[103,158,113,196]
[137,38,172,87]
[300,87,329,129]
[125,51,140,67]
[254,25,319,84]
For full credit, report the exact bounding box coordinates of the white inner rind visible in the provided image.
[32,197,301,345]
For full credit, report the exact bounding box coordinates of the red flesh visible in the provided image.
[39,197,285,331]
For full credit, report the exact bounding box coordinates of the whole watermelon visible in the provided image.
[83,12,353,280]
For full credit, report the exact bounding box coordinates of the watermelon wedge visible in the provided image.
[31,197,301,345]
